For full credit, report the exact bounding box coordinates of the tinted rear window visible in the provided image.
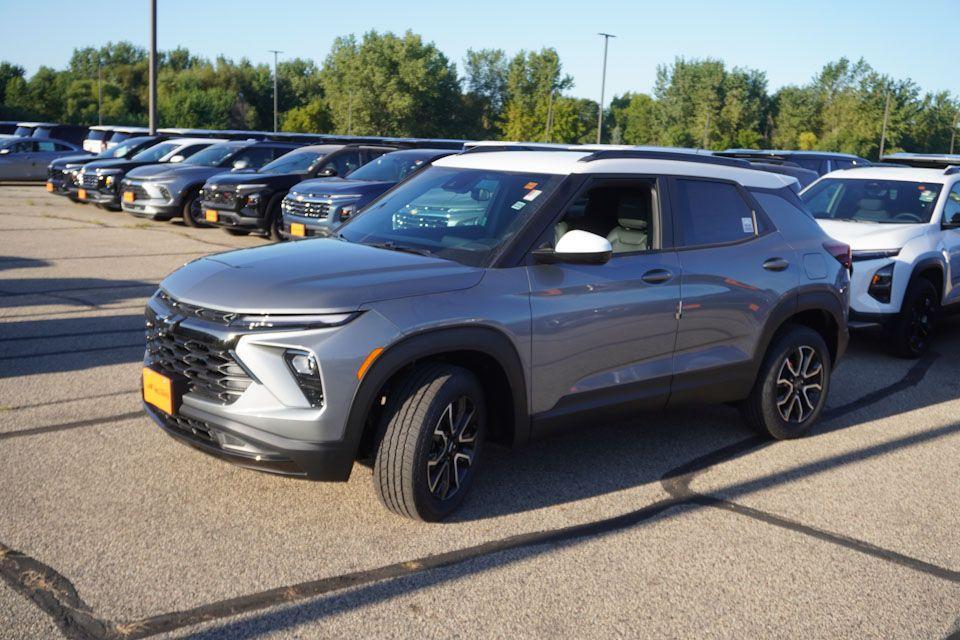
[674,179,757,247]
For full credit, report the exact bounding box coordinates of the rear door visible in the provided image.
[5,141,37,179]
[669,177,800,403]
[526,176,681,434]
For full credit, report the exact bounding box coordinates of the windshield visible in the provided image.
[259,149,323,174]
[338,166,561,267]
[13,126,33,137]
[105,138,146,159]
[183,143,237,167]
[801,178,942,224]
[131,141,179,162]
[347,153,436,182]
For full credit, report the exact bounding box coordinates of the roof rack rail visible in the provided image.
[579,149,750,168]
[945,166,960,176]
[462,144,575,154]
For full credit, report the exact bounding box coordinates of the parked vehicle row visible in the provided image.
[30,132,957,519]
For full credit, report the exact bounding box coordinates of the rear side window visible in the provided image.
[231,146,276,168]
[751,191,824,239]
[36,141,57,151]
[674,179,757,247]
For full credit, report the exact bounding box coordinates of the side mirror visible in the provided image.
[532,230,612,265]
[317,167,337,177]
[944,212,960,229]
[169,154,185,163]
[0,148,9,155]
[232,159,249,170]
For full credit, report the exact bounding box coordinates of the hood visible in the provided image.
[291,178,392,198]
[160,238,483,313]
[817,219,928,251]
[127,164,223,181]
[82,158,152,173]
[207,171,303,189]
[52,154,96,169]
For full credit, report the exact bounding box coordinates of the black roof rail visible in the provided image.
[462,144,574,154]
[945,166,960,176]
[579,149,750,168]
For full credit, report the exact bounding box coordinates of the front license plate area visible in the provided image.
[290,223,305,237]
[123,190,135,203]
[78,188,87,200]
[142,367,183,415]
[205,209,218,223]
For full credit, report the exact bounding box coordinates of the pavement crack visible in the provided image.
[0,411,143,440]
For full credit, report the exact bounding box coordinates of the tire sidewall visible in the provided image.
[892,278,938,358]
[408,372,486,521]
[758,326,831,439]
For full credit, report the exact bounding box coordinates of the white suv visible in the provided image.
[801,159,960,357]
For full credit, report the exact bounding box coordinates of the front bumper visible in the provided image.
[123,200,180,220]
[46,178,80,199]
[280,213,339,240]
[203,204,267,231]
[144,403,356,480]
[77,186,119,206]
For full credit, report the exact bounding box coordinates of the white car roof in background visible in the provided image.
[434,150,796,189]
[819,166,955,184]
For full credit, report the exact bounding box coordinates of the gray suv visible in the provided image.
[142,149,850,520]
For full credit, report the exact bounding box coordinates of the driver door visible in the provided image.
[526,176,681,436]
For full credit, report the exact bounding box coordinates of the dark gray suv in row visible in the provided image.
[142,149,850,520]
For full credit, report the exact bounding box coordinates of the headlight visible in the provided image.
[868,263,894,303]
[283,349,323,407]
[245,192,261,207]
[852,249,901,262]
[235,183,267,193]
[228,312,357,330]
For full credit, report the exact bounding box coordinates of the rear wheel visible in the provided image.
[373,363,486,521]
[180,189,208,228]
[740,325,831,439]
[890,278,938,359]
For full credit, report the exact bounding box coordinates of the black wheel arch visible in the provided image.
[908,257,945,302]
[344,326,529,463]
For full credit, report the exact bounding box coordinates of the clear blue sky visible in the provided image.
[1,0,957,102]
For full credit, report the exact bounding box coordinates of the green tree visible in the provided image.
[320,30,463,137]
[462,48,508,138]
[282,99,332,133]
[609,92,660,145]
[501,48,572,141]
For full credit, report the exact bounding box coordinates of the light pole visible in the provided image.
[97,58,102,126]
[148,0,157,134]
[879,91,891,158]
[596,32,615,144]
[950,112,958,155]
[269,50,283,132]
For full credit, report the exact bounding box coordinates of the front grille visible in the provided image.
[164,412,217,444]
[145,327,253,404]
[203,188,237,208]
[124,183,150,201]
[81,173,99,189]
[283,196,330,219]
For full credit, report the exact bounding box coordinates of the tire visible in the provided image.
[180,189,208,228]
[266,194,285,241]
[889,278,938,359]
[373,363,486,521]
[224,229,250,236]
[740,325,831,440]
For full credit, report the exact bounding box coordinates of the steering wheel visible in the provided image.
[892,212,923,223]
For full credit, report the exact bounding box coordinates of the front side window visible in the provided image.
[338,166,561,267]
[230,146,277,169]
[552,182,657,254]
[801,178,942,224]
[943,184,960,226]
[8,141,35,153]
[321,150,361,177]
[132,141,179,162]
[674,179,756,247]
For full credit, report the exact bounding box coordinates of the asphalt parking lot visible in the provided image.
[0,184,958,639]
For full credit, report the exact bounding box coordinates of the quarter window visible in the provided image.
[674,179,757,247]
[943,184,960,226]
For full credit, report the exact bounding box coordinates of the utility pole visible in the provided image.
[545,88,555,142]
[347,89,353,135]
[878,91,891,158]
[148,0,157,134]
[269,50,282,132]
[702,112,711,149]
[950,112,958,155]
[97,58,103,126]
[596,33,615,144]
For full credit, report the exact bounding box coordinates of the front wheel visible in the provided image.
[890,278,938,359]
[180,190,208,228]
[740,325,831,439]
[373,363,486,521]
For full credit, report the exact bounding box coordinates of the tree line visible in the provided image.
[1,31,957,159]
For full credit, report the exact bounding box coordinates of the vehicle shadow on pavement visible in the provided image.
[0,313,145,377]
[0,277,157,308]
[0,256,51,271]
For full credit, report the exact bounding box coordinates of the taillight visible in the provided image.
[823,241,852,270]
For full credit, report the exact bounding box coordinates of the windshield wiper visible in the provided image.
[365,241,434,257]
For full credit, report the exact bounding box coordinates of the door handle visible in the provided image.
[641,268,673,284]
[762,258,790,272]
